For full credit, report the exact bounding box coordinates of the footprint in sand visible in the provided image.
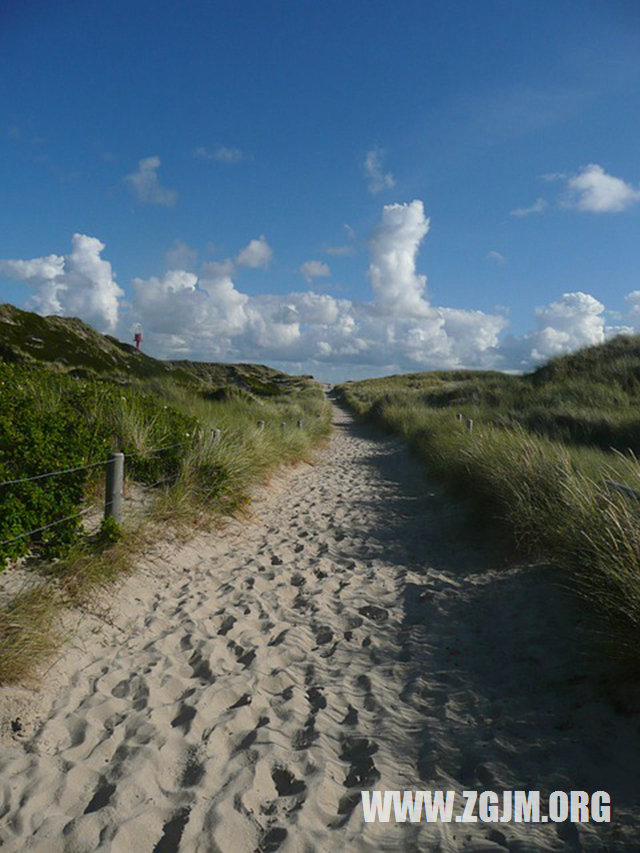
[355,674,377,712]
[83,778,117,814]
[179,633,193,651]
[188,648,215,683]
[217,614,236,635]
[340,704,358,726]
[268,629,288,646]
[256,826,288,852]
[237,715,270,753]
[271,766,306,797]
[228,640,256,669]
[313,625,333,646]
[292,592,309,611]
[170,702,196,734]
[292,714,318,750]
[340,736,380,788]
[152,806,192,852]
[306,686,327,714]
[358,604,389,623]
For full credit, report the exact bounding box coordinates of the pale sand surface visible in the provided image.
[1,400,639,852]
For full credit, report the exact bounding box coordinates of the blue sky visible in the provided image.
[2,0,640,380]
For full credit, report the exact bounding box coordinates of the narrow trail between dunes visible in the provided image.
[1,400,639,852]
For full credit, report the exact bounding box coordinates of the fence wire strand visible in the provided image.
[0,507,95,548]
[0,459,108,488]
[0,437,197,488]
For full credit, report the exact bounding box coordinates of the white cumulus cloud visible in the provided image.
[236,235,273,269]
[364,148,395,194]
[359,200,506,369]
[368,200,431,316]
[0,234,123,330]
[125,156,177,206]
[565,163,640,213]
[500,292,607,367]
[0,254,65,282]
[126,199,505,372]
[625,290,640,318]
[531,291,606,359]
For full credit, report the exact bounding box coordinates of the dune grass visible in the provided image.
[336,338,640,681]
[146,383,331,529]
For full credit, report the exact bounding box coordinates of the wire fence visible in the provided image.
[0,419,306,553]
[0,508,96,548]
[0,459,109,488]
[0,438,196,549]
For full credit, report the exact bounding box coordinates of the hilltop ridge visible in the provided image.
[529,333,640,389]
[0,303,310,395]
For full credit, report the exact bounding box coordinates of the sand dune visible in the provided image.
[0,401,639,851]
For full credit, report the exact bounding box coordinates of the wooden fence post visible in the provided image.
[105,452,124,522]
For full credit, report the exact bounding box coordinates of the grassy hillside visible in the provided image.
[0,303,308,395]
[0,303,181,380]
[338,337,640,458]
[0,305,331,683]
[336,336,640,683]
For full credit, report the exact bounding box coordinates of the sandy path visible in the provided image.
[0,401,639,852]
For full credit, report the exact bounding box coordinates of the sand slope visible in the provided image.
[0,402,639,852]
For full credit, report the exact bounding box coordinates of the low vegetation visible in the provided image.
[0,305,331,684]
[336,335,640,681]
